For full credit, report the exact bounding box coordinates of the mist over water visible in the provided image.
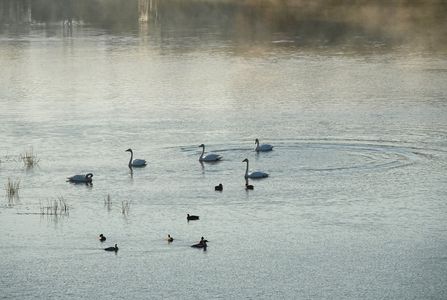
[1,1,447,299]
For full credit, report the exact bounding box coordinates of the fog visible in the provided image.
[1,0,446,50]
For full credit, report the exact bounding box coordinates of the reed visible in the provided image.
[104,194,112,211]
[40,196,69,216]
[5,178,20,199]
[121,200,131,215]
[20,148,39,168]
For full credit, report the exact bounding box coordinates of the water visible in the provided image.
[1,22,447,299]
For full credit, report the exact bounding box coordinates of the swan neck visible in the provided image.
[128,151,133,167]
[245,160,249,177]
[200,146,205,160]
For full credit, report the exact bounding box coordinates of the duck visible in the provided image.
[187,214,199,221]
[104,244,118,252]
[67,173,93,183]
[198,144,222,162]
[125,148,147,168]
[215,183,223,191]
[245,178,254,190]
[191,237,208,249]
[167,234,174,242]
[99,234,106,242]
[255,138,273,152]
[242,158,269,179]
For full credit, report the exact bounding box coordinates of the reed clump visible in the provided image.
[20,148,39,168]
[5,178,20,200]
[40,196,69,216]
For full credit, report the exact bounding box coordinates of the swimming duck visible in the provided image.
[99,234,106,242]
[167,234,174,242]
[104,244,118,252]
[187,214,199,221]
[215,183,223,191]
[245,178,254,190]
[191,237,208,249]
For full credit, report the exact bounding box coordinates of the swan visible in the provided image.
[242,158,269,179]
[125,148,147,168]
[255,138,273,152]
[198,144,222,162]
[104,244,118,252]
[215,183,223,191]
[99,234,106,242]
[187,214,199,221]
[67,173,93,183]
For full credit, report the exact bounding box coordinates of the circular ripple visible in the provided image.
[175,138,443,174]
[278,139,441,173]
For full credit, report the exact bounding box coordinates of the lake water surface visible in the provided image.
[1,22,447,299]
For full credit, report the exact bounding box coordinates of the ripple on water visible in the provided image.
[176,138,441,174]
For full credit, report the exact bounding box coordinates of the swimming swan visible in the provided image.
[255,138,273,152]
[243,158,269,179]
[125,148,147,168]
[198,144,222,162]
[67,173,93,183]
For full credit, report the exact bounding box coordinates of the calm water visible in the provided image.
[1,23,447,299]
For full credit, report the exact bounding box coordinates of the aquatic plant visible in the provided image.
[104,194,112,211]
[20,148,39,168]
[121,200,131,215]
[5,178,20,201]
[40,196,69,216]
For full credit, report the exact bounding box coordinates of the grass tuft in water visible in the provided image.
[5,178,20,204]
[40,196,69,216]
[121,200,131,215]
[20,148,39,168]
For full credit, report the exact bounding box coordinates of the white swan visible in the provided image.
[199,144,222,162]
[125,148,147,168]
[255,138,273,152]
[243,158,269,179]
[67,173,93,183]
